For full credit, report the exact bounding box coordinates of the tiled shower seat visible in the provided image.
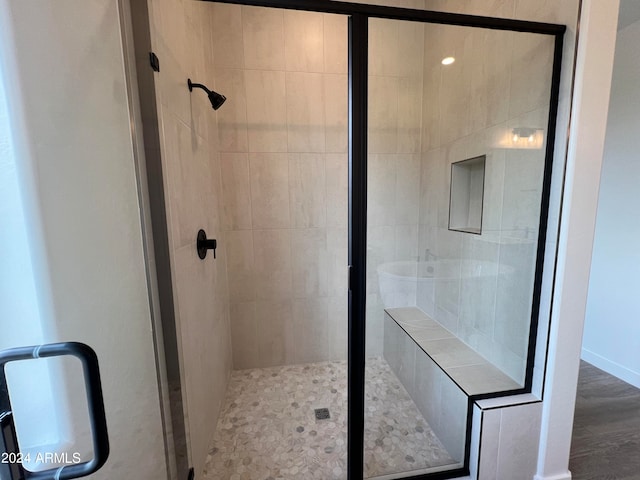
[383,307,523,465]
[385,307,522,396]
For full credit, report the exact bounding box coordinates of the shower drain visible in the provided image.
[314,408,331,420]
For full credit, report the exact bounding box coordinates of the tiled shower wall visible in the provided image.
[213,1,430,369]
[212,5,349,369]
[417,22,555,384]
[148,0,233,476]
[365,17,425,357]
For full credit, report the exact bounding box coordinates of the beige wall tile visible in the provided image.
[393,0,426,7]
[443,0,514,17]
[210,230,231,305]
[500,149,544,233]
[157,0,189,70]
[244,69,287,152]
[325,153,348,228]
[368,75,398,153]
[284,10,324,72]
[256,300,295,367]
[249,153,290,229]
[215,68,248,152]
[286,72,326,152]
[398,76,423,153]
[328,295,348,361]
[395,154,421,224]
[419,148,445,227]
[324,74,348,153]
[323,14,347,74]
[514,0,572,23]
[226,230,255,302]
[421,59,442,151]
[291,228,328,299]
[483,149,506,233]
[293,298,329,363]
[439,44,472,145]
[230,302,258,369]
[469,29,512,131]
[508,33,555,119]
[220,153,252,230]
[212,3,244,68]
[208,151,223,231]
[366,293,385,356]
[253,229,292,300]
[369,18,398,76]
[156,43,191,129]
[326,227,348,297]
[438,377,468,461]
[207,316,232,414]
[368,154,397,227]
[173,245,218,432]
[242,6,285,70]
[395,224,419,261]
[289,153,326,228]
[163,114,212,249]
[397,20,424,78]
[184,2,205,76]
[367,226,396,295]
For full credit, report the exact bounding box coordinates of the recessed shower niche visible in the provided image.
[448,155,486,234]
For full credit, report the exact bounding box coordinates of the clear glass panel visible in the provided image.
[205,6,351,479]
[0,2,168,477]
[365,17,556,478]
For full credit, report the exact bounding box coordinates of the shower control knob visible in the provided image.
[197,229,217,260]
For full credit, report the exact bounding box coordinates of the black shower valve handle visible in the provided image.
[197,229,217,259]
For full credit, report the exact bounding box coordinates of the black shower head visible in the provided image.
[187,79,226,110]
[207,90,226,110]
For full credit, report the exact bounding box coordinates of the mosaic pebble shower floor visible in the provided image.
[203,357,455,479]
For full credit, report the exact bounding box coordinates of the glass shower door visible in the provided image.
[362,16,467,478]
[0,1,169,478]
[363,15,557,479]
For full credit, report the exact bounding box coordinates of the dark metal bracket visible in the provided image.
[149,52,160,72]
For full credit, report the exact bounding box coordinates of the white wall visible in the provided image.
[0,36,66,464]
[583,18,640,388]
[536,1,619,478]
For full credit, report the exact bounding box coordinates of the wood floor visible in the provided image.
[570,361,640,479]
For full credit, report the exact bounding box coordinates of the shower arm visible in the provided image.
[187,79,211,95]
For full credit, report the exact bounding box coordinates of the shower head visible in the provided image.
[207,90,227,110]
[187,79,226,110]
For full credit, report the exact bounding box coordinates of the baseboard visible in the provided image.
[533,472,571,480]
[581,348,640,388]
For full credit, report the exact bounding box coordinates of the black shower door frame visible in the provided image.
[202,1,566,478]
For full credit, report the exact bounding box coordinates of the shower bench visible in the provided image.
[382,307,521,464]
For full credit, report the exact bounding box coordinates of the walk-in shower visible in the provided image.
[176,1,564,479]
